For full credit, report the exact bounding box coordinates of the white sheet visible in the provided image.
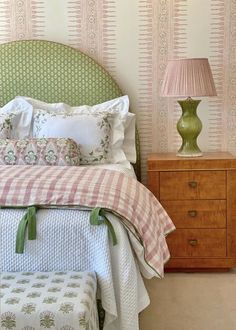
[0,164,150,330]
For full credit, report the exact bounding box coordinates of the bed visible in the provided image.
[0,40,175,330]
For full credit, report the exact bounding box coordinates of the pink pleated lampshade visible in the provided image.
[160,58,217,97]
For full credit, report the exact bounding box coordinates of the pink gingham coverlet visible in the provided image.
[0,165,175,277]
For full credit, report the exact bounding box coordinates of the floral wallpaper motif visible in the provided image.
[0,0,235,181]
[0,0,44,41]
[227,0,236,154]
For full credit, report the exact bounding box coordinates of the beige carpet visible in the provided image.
[139,269,236,330]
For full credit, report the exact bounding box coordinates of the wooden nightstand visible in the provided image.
[147,152,236,271]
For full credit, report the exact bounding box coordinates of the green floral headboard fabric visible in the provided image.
[0,40,140,178]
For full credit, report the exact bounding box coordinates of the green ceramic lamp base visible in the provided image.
[177,98,203,158]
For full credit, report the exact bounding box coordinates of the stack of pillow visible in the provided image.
[0,96,136,167]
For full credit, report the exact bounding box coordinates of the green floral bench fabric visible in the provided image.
[0,271,99,330]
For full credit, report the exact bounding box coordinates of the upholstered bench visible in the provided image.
[0,271,99,330]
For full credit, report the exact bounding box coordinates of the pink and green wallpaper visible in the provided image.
[0,0,235,181]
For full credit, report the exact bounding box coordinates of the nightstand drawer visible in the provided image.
[161,200,226,228]
[160,170,226,200]
[166,229,226,257]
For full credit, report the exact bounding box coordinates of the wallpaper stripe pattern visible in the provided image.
[0,0,45,41]
[227,0,236,154]
[67,0,117,76]
[101,0,117,77]
[170,0,188,152]
[67,1,82,49]
[138,0,154,180]
[208,0,226,151]
[0,0,11,42]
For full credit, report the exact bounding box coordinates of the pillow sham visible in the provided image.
[17,95,136,165]
[0,138,80,166]
[33,111,111,165]
[1,98,33,139]
[72,95,136,164]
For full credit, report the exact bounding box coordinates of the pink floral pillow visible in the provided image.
[0,138,80,166]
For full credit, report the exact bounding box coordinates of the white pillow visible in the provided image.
[0,98,33,139]
[124,114,136,163]
[75,96,136,164]
[33,110,112,165]
[21,97,70,112]
[17,95,136,165]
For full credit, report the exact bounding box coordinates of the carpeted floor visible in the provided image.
[139,269,236,330]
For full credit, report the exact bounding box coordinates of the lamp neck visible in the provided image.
[178,98,201,111]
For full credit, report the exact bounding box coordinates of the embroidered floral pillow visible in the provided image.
[0,138,80,166]
[0,98,33,139]
[0,113,16,138]
[33,110,112,165]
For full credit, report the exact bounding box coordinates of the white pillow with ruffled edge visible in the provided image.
[82,96,136,164]
[1,98,33,139]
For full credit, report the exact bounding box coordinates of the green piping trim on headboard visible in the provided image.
[0,40,140,179]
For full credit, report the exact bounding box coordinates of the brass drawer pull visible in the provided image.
[188,239,198,246]
[188,210,198,217]
[188,181,197,188]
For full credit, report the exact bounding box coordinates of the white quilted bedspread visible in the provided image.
[0,164,151,330]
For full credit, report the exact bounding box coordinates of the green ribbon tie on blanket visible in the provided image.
[90,207,117,246]
[15,206,37,254]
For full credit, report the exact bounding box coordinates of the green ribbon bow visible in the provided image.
[90,207,117,246]
[15,206,37,254]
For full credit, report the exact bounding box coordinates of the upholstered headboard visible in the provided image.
[0,40,140,178]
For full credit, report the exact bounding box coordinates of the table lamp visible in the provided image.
[160,58,217,157]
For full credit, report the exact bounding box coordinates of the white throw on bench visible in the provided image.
[0,271,99,330]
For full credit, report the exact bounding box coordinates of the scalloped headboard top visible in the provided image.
[0,40,123,106]
[0,40,140,178]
